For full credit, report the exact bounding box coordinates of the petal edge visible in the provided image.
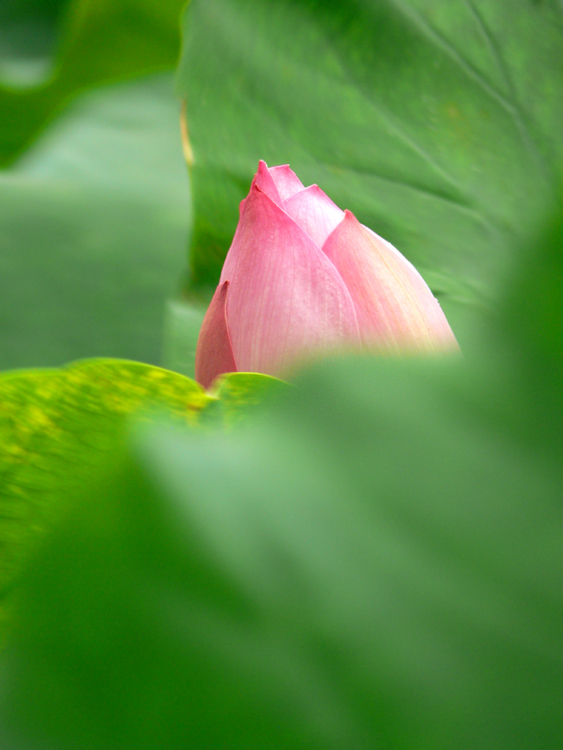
[323,211,459,353]
[268,164,305,202]
[195,281,238,389]
[284,185,344,248]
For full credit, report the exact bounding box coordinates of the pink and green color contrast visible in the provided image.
[195,161,458,388]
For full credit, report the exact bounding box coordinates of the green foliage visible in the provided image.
[0,74,190,370]
[0,0,186,163]
[177,0,563,342]
[0,0,68,87]
[0,1,562,747]
[208,370,291,427]
[0,204,561,749]
[161,298,207,377]
[0,0,194,372]
[0,359,285,642]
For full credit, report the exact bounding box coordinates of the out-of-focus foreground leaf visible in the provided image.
[0,74,190,370]
[0,359,283,642]
[0,0,186,164]
[177,0,563,342]
[0,206,560,748]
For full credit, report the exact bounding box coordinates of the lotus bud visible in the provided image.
[195,161,458,388]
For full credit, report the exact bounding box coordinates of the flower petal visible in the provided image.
[195,281,238,389]
[220,161,285,285]
[284,185,344,248]
[220,163,311,284]
[251,160,283,206]
[226,186,360,375]
[268,164,305,202]
[322,211,459,353]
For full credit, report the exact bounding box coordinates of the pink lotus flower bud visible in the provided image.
[195,161,458,388]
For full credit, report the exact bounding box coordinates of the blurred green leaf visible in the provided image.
[207,370,291,427]
[161,297,207,378]
[0,0,186,163]
[177,0,563,342]
[0,0,69,87]
[0,357,285,641]
[0,454,338,750]
[0,359,207,609]
[494,193,563,457]
[0,74,190,370]
[0,204,561,749]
